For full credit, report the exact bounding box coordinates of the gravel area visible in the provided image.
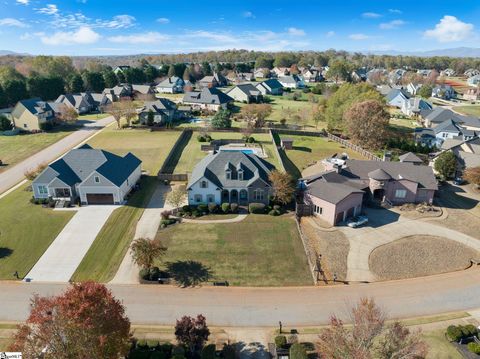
[370,235,479,281]
[301,220,349,282]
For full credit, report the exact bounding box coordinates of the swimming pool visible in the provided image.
[220,149,255,154]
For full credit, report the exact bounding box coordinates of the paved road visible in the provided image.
[25,205,119,282]
[0,117,115,195]
[2,268,480,326]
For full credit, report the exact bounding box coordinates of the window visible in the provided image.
[38,185,48,195]
[23,123,27,128]
[200,181,208,188]
[207,194,215,203]
[194,194,203,203]
[395,189,407,199]
[253,189,264,201]
[226,171,231,180]
[238,171,243,181]
[313,205,323,215]
[94,176,100,183]
[55,188,70,198]
[240,190,248,200]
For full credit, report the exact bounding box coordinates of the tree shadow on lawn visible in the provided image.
[0,247,13,259]
[291,146,312,152]
[165,260,213,287]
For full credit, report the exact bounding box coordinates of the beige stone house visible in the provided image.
[11,98,55,131]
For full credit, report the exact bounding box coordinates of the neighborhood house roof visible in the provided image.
[140,99,176,114]
[157,76,182,88]
[34,144,142,188]
[188,151,274,189]
[228,83,261,96]
[183,87,233,105]
[386,88,410,102]
[257,79,283,91]
[18,98,53,115]
[399,152,423,164]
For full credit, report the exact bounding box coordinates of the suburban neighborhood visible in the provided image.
[1,1,480,358]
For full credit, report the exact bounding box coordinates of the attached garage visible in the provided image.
[86,193,114,205]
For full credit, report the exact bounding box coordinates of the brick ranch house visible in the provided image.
[300,158,438,225]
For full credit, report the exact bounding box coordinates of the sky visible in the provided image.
[1,0,480,56]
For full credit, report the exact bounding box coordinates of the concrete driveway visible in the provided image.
[340,208,480,282]
[25,205,118,282]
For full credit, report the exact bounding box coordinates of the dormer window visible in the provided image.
[94,176,100,183]
[226,169,231,180]
[238,169,244,181]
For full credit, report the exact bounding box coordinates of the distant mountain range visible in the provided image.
[0,50,29,56]
[365,47,480,58]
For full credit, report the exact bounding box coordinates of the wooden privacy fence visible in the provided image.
[157,129,191,182]
[326,133,382,161]
[295,217,319,285]
[269,129,286,172]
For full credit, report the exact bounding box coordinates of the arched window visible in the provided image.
[239,189,248,200]
[200,180,208,188]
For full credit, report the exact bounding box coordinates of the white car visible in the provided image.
[347,215,368,228]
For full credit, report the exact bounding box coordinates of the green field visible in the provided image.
[276,134,367,178]
[422,329,462,359]
[71,129,182,282]
[78,113,111,121]
[454,105,480,117]
[0,129,74,173]
[173,131,281,174]
[87,127,181,173]
[156,215,313,286]
[0,184,74,279]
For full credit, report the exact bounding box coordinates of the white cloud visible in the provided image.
[243,11,255,19]
[379,19,406,29]
[0,18,29,27]
[156,17,170,24]
[349,33,370,40]
[108,32,170,44]
[362,12,381,18]
[184,30,237,43]
[41,26,100,45]
[97,14,135,29]
[326,31,335,38]
[287,27,305,36]
[37,4,58,15]
[389,9,402,14]
[16,0,29,4]
[424,15,474,42]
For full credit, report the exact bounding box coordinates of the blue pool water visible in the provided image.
[220,149,255,154]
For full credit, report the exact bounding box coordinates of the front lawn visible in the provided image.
[276,134,367,178]
[173,131,280,174]
[78,113,111,121]
[454,105,480,117]
[0,128,74,173]
[70,130,182,282]
[0,184,74,279]
[155,214,313,286]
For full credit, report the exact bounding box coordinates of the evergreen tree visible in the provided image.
[69,74,84,93]
[102,70,118,88]
[3,79,28,105]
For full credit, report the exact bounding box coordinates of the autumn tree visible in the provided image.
[316,298,427,359]
[312,99,326,129]
[343,99,390,149]
[269,170,295,205]
[434,151,457,180]
[326,59,351,83]
[131,237,166,270]
[240,103,273,128]
[175,314,210,356]
[464,166,480,188]
[166,185,187,211]
[9,282,131,359]
[418,85,433,99]
[57,104,78,125]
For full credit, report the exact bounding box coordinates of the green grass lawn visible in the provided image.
[454,105,480,117]
[276,134,367,178]
[0,128,74,173]
[0,184,74,279]
[156,215,313,286]
[422,329,462,359]
[71,129,182,282]
[78,113,111,120]
[173,131,280,174]
[71,176,157,283]
[87,127,181,174]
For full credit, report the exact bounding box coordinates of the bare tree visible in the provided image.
[166,185,187,212]
[57,104,79,125]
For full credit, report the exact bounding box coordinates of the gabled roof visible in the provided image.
[33,144,141,188]
[306,180,364,205]
[257,79,283,91]
[140,99,176,114]
[228,83,261,97]
[157,76,183,88]
[188,151,274,189]
[183,87,233,105]
[399,152,423,164]
[17,98,53,115]
[132,84,153,94]
[386,88,410,102]
[368,168,392,181]
[434,119,462,134]
[423,107,462,124]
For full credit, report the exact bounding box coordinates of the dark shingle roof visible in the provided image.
[18,98,53,115]
[306,181,364,205]
[183,87,233,105]
[398,152,423,164]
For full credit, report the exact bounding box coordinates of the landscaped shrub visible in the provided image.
[198,204,208,214]
[468,342,480,355]
[463,324,478,337]
[273,204,281,211]
[39,122,53,131]
[160,218,176,227]
[269,209,280,216]
[446,325,478,342]
[182,205,191,212]
[161,210,172,220]
[147,340,160,350]
[136,339,148,349]
[159,343,173,356]
[191,209,201,217]
[221,344,236,359]
[289,343,307,359]
[207,203,218,213]
[249,203,266,214]
[197,135,206,142]
[230,203,238,213]
[201,343,216,359]
[172,345,186,357]
[221,202,230,213]
[246,136,255,143]
[275,335,287,349]
[139,267,163,281]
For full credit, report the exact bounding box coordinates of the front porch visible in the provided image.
[221,189,249,205]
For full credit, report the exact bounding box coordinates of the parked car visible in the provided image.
[453,177,464,185]
[347,215,368,228]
